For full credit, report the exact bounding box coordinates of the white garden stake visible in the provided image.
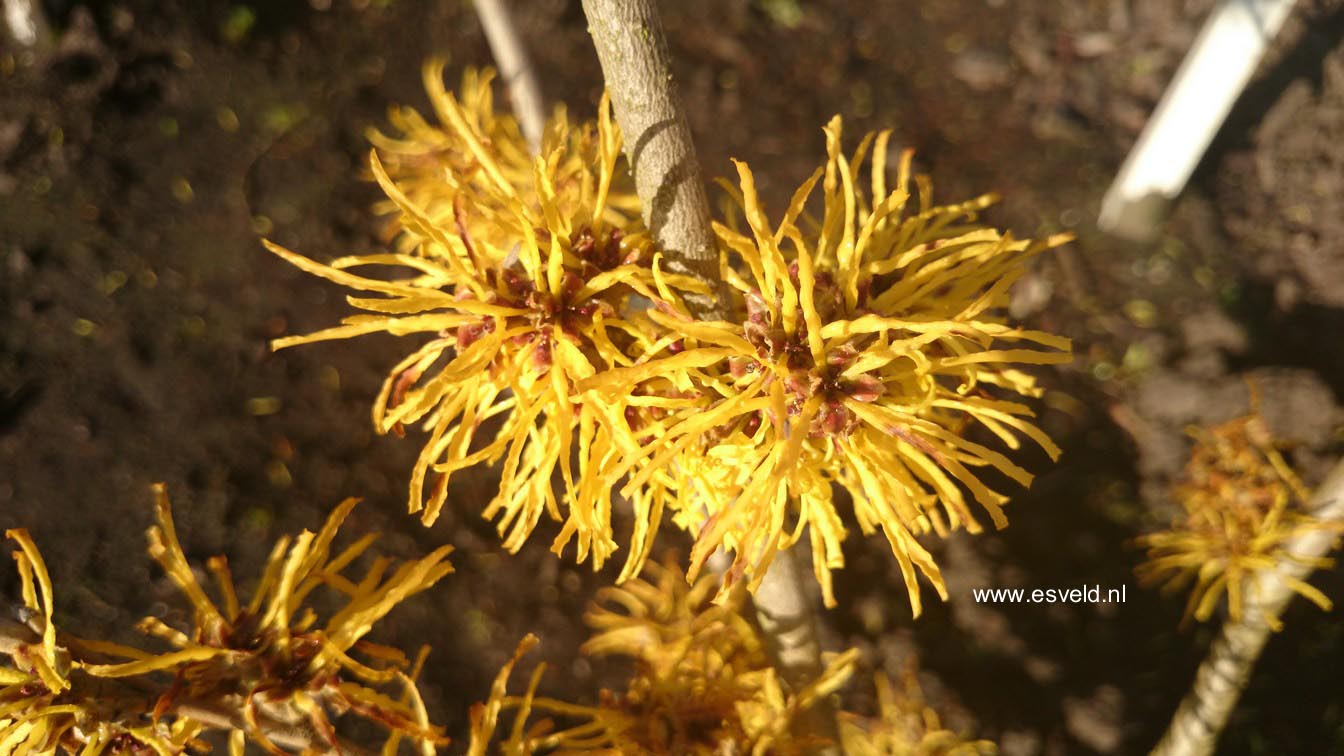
[1098,0,1297,241]
[2,0,49,50]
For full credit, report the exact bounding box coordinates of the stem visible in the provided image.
[580,2,838,752]
[176,698,371,756]
[753,547,842,751]
[579,0,726,321]
[473,0,546,155]
[1151,458,1344,756]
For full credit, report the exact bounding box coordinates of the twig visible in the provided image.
[1151,458,1344,756]
[474,0,546,155]
[753,549,826,686]
[579,0,726,321]
[176,698,371,756]
[752,546,842,751]
[579,2,839,752]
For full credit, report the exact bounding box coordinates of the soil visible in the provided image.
[3,1,1343,754]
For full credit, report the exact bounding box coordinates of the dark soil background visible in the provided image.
[3,1,1343,753]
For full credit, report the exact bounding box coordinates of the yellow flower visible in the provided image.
[582,117,1070,612]
[3,486,451,755]
[87,485,452,753]
[2,527,193,755]
[4,529,67,695]
[467,559,858,755]
[367,61,641,256]
[839,663,996,756]
[270,70,707,577]
[368,64,530,232]
[1136,410,1338,629]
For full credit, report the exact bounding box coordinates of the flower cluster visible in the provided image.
[466,559,993,754]
[1136,410,1337,628]
[366,62,641,252]
[838,664,996,756]
[2,485,451,754]
[271,67,1069,612]
[269,63,704,582]
[582,119,1070,609]
[2,528,176,756]
[467,560,858,754]
[367,63,531,234]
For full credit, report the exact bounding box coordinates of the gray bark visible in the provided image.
[580,0,726,320]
